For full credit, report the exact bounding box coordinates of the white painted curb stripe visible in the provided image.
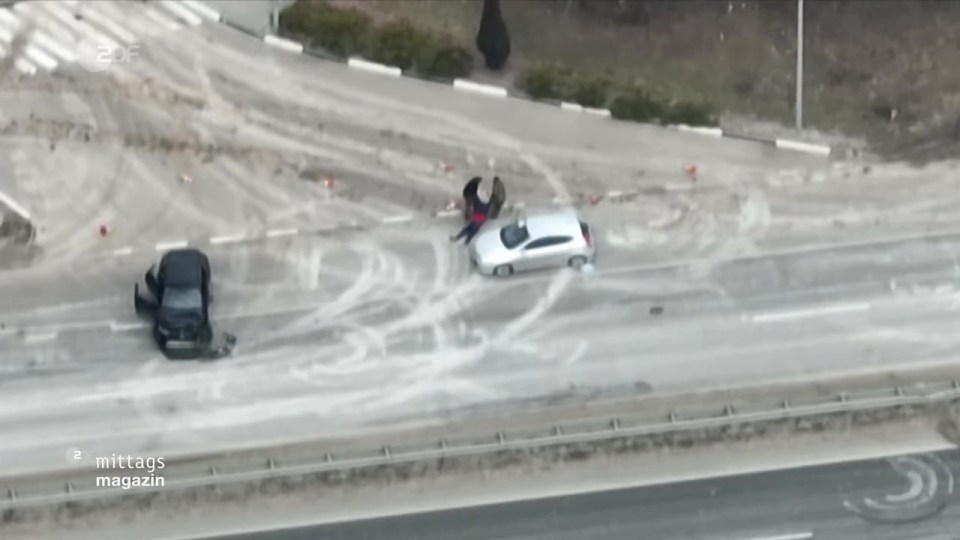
[159,0,204,26]
[265,228,298,238]
[674,124,724,137]
[155,240,188,251]
[0,189,31,220]
[112,247,133,256]
[559,103,611,117]
[775,139,832,156]
[347,57,401,77]
[583,107,611,117]
[435,210,460,218]
[453,79,508,98]
[264,34,303,54]
[210,234,247,245]
[382,215,413,224]
[181,0,221,22]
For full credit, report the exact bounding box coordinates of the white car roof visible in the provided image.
[520,207,582,238]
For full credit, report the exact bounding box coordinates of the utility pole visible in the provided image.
[795,0,804,130]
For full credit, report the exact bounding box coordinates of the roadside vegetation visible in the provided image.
[278,0,718,127]
[278,1,474,80]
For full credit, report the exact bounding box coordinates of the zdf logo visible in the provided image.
[77,35,139,73]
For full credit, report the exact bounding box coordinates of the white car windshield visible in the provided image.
[500,222,530,249]
[162,288,202,311]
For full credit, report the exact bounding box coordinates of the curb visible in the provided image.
[212,15,834,158]
[669,123,833,156]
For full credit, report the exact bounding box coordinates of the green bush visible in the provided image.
[660,100,719,126]
[517,63,575,101]
[566,74,612,109]
[610,84,664,122]
[517,64,613,108]
[368,19,432,71]
[418,39,475,79]
[278,1,372,57]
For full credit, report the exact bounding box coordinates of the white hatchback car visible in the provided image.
[468,207,595,276]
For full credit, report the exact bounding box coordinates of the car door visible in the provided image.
[520,236,573,271]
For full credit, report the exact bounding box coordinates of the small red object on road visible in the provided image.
[99,224,110,237]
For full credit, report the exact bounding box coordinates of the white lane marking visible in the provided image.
[158,0,204,26]
[265,228,298,238]
[110,321,148,332]
[606,190,622,198]
[210,234,247,245]
[155,240,188,251]
[29,29,78,63]
[14,57,36,74]
[734,534,813,540]
[0,26,57,70]
[382,215,413,224]
[0,9,20,29]
[112,247,133,256]
[79,3,138,44]
[145,8,182,32]
[748,303,870,323]
[181,0,221,22]
[0,188,31,220]
[435,209,461,218]
[24,332,57,344]
[560,102,583,112]
[39,2,118,50]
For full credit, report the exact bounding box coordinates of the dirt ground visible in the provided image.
[325,0,960,161]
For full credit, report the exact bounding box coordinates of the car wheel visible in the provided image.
[493,264,514,277]
[568,256,588,269]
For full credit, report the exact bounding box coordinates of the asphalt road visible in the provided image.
[203,450,960,540]
[2,1,960,476]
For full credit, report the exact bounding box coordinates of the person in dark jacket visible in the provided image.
[451,199,490,244]
[462,176,482,221]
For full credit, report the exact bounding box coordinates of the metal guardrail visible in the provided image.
[2,381,959,511]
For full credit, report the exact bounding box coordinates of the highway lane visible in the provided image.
[1,217,960,472]
[203,449,960,540]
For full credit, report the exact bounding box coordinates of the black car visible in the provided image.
[134,248,214,360]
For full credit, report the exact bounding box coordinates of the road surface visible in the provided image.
[0,1,960,475]
[202,450,960,540]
